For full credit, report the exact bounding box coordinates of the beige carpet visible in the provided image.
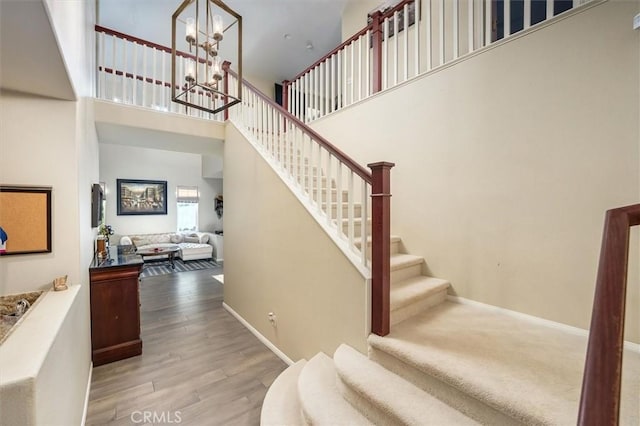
[369,301,640,425]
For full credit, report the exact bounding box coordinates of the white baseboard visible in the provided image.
[222,302,294,366]
[448,295,640,353]
[81,362,93,426]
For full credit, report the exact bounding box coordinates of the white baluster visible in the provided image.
[360,180,369,266]
[161,50,166,110]
[439,0,445,65]
[366,29,371,96]
[453,0,459,59]
[426,0,433,71]
[348,171,355,248]
[403,3,409,81]
[111,35,116,100]
[132,42,138,105]
[336,52,342,110]
[350,42,354,105]
[342,48,347,108]
[468,0,474,53]
[383,17,389,89]
[142,45,148,108]
[393,11,398,86]
[99,32,106,99]
[152,48,157,108]
[358,35,363,101]
[326,153,333,224]
[504,0,510,37]
[485,0,492,46]
[330,55,336,113]
[547,0,553,19]
[335,162,343,238]
[121,39,126,103]
[524,0,531,30]
[414,0,420,77]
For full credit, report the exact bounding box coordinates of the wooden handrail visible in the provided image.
[95,25,208,64]
[224,63,372,183]
[578,203,640,425]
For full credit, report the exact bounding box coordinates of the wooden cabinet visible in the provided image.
[89,246,143,366]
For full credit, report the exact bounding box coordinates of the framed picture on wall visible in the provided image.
[116,179,167,215]
[0,185,52,255]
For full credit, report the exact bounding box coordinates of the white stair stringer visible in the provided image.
[333,344,479,426]
[297,353,372,426]
[260,360,306,426]
[368,301,640,425]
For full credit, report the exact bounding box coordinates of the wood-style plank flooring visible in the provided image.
[86,267,287,425]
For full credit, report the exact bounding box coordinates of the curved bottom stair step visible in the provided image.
[298,353,372,425]
[368,301,640,425]
[334,344,479,426]
[261,360,306,426]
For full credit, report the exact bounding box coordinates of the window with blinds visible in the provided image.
[177,186,199,232]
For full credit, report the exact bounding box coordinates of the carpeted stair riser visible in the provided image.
[297,353,372,425]
[391,288,448,326]
[367,347,517,425]
[390,257,423,284]
[334,345,479,426]
[354,235,402,260]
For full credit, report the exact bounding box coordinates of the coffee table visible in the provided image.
[136,245,180,269]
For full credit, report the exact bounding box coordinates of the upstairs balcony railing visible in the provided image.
[284,0,597,123]
[95,25,225,121]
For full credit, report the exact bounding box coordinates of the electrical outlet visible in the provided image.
[268,312,277,326]
[634,13,640,30]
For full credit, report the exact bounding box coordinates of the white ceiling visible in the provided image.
[98,0,353,84]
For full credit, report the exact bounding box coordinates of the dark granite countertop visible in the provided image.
[90,245,143,269]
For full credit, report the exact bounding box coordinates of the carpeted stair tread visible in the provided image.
[334,344,479,426]
[368,301,640,425]
[298,353,372,425]
[390,276,450,312]
[261,360,305,426]
[390,253,424,271]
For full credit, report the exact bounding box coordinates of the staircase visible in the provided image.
[223,69,640,426]
[262,297,640,426]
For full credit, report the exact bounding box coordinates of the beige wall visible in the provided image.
[0,92,83,294]
[313,0,640,343]
[224,124,369,360]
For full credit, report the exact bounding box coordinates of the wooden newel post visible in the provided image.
[368,161,395,336]
[282,80,290,111]
[371,11,384,94]
[222,61,231,120]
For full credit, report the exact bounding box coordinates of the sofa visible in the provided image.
[119,232,213,261]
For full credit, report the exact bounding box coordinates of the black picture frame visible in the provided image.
[116,179,167,215]
[0,185,52,256]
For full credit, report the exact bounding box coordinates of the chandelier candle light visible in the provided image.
[171,0,242,114]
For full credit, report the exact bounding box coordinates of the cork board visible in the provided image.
[0,186,52,255]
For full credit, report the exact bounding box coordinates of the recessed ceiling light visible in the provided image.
[283,33,292,40]
[306,42,314,50]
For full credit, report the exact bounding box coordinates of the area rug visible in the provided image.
[140,258,219,278]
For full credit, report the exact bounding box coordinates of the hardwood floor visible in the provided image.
[86,267,287,425]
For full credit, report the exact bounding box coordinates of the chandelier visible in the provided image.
[171,0,242,115]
